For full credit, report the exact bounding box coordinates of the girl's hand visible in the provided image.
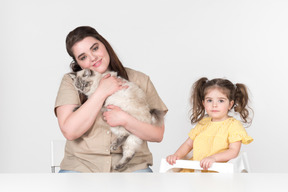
[103,105,129,127]
[200,156,216,170]
[166,154,180,165]
[97,74,128,98]
[199,141,241,170]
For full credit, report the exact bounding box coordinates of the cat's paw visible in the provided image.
[110,144,118,151]
[113,163,125,170]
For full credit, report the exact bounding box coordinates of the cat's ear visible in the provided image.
[83,69,94,77]
[69,72,77,81]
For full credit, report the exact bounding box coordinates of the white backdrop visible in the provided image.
[1,0,287,173]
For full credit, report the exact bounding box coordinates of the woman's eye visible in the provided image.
[92,46,99,51]
[80,56,87,61]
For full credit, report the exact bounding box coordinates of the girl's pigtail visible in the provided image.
[234,83,252,124]
[190,77,208,124]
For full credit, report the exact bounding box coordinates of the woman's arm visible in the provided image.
[103,105,165,142]
[166,138,194,165]
[56,75,125,140]
[200,141,241,170]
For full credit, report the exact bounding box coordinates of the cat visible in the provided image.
[70,69,164,170]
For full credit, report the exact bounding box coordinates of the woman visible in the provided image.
[54,26,168,172]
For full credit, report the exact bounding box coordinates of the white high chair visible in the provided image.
[159,152,250,173]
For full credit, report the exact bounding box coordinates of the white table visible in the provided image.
[0,173,287,192]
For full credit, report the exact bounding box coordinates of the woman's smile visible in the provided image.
[93,59,102,67]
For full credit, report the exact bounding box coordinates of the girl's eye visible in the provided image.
[219,100,224,103]
[207,99,212,103]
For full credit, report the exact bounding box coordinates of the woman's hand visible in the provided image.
[166,154,180,165]
[200,156,216,170]
[103,105,165,142]
[103,105,128,127]
[97,74,128,99]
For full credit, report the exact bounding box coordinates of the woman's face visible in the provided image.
[72,36,110,73]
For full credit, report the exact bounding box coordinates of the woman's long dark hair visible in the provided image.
[66,26,128,80]
[65,26,129,104]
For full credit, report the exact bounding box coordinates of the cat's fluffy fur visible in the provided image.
[70,69,164,170]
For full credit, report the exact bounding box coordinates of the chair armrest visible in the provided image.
[159,158,234,173]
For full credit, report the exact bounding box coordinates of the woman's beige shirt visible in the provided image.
[54,68,168,172]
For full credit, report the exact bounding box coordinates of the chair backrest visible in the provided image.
[51,140,66,173]
[229,151,251,173]
[159,152,250,173]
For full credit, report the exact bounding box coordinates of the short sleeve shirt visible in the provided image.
[188,117,253,161]
[54,68,168,172]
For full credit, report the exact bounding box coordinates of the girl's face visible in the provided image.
[72,36,110,74]
[202,88,234,122]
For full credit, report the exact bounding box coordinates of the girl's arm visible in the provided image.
[103,105,165,142]
[200,141,241,170]
[166,138,194,165]
[56,75,125,140]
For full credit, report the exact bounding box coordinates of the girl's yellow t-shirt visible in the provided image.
[181,117,253,172]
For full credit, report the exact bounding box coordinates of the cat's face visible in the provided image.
[70,69,100,96]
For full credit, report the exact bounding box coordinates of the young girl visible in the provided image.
[166,77,253,172]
